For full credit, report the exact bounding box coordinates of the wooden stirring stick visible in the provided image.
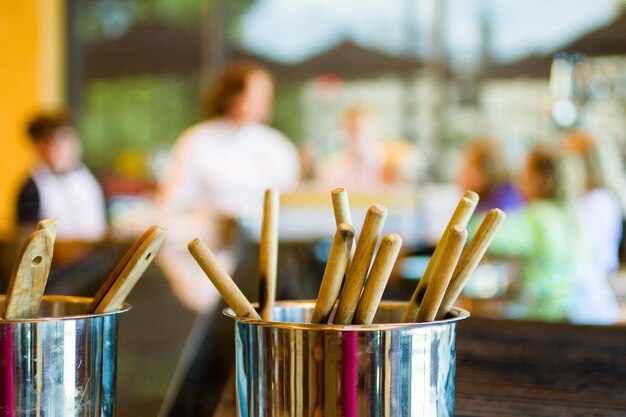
[436,208,506,320]
[311,223,354,324]
[2,229,53,319]
[86,225,160,314]
[331,188,356,264]
[401,191,478,322]
[353,233,402,325]
[333,204,387,324]
[89,226,164,314]
[415,225,467,322]
[188,238,261,320]
[259,188,279,321]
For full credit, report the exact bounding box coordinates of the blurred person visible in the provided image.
[314,106,386,188]
[563,132,625,324]
[382,139,423,184]
[457,140,523,213]
[485,146,585,321]
[157,61,300,313]
[16,111,107,240]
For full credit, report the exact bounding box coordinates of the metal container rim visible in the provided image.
[223,300,469,331]
[0,295,131,323]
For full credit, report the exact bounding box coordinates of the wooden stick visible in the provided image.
[436,208,506,320]
[328,188,355,323]
[86,225,160,314]
[461,190,479,214]
[311,223,354,324]
[2,229,53,319]
[353,233,402,325]
[401,191,478,322]
[35,217,58,294]
[37,218,58,244]
[331,188,352,225]
[333,204,387,324]
[415,225,467,322]
[188,238,261,320]
[259,188,279,321]
[91,227,164,314]
[331,188,356,262]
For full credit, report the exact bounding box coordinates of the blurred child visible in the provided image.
[457,140,523,212]
[16,111,107,240]
[485,146,585,321]
[564,132,624,324]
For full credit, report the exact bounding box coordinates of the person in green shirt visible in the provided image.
[483,145,585,321]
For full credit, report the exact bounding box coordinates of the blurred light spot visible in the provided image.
[552,99,578,127]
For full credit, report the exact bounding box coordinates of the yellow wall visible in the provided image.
[0,0,65,236]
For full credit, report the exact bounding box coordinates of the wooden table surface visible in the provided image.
[455,317,626,416]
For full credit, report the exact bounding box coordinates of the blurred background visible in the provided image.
[4,1,626,415]
[4,0,626,315]
[4,0,626,231]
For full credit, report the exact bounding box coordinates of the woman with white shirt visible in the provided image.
[157,61,301,312]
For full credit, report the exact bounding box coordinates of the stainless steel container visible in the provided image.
[0,295,130,417]
[225,300,469,417]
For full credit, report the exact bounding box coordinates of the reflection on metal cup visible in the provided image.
[0,295,130,417]
[225,300,469,417]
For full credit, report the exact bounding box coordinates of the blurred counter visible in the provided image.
[241,183,462,246]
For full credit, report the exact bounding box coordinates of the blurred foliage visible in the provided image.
[79,0,204,43]
[79,0,257,44]
[272,82,308,145]
[228,0,256,44]
[80,73,203,173]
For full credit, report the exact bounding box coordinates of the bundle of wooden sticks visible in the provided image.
[188,188,505,324]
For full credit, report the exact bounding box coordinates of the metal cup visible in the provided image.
[0,295,130,417]
[224,300,469,417]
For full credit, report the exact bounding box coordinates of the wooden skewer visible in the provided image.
[415,225,467,322]
[401,191,479,322]
[333,204,387,324]
[353,233,402,325]
[436,208,506,320]
[311,223,354,324]
[2,229,53,319]
[90,227,165,314]
[188,238,261,320]
[86,225,161,314]
[331,188,356,262]
[259,188,279,321]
